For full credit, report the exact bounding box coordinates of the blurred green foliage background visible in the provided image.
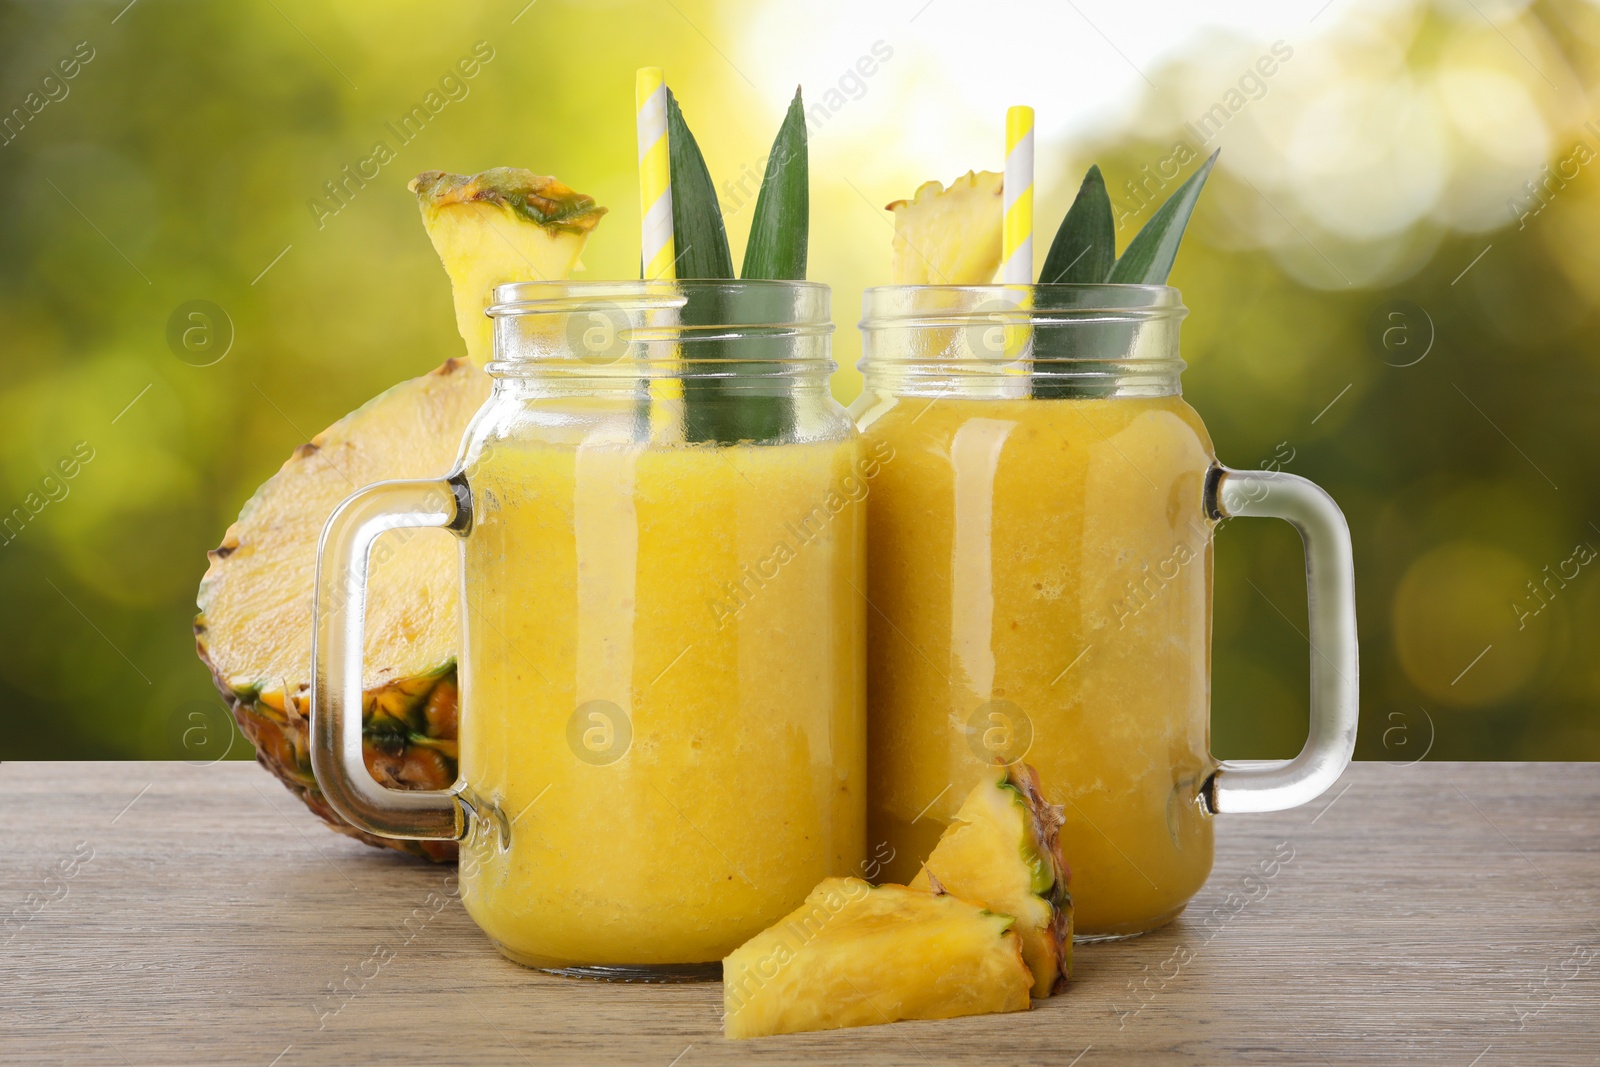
[2,0,1596,762]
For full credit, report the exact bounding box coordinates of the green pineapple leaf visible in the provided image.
[1107,150,1218,284]
[741,87,809,280]
[665,87,800,443]
[1038,165,1114,284]
[666,89,734,278]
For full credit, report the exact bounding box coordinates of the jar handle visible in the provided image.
[310,476,469,841]
[1203,466,1359,814]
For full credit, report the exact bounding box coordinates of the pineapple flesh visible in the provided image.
[410,168,606,365]
[886,170,1004,285]
[196,169,604,858]
[723,877,1032,1039]
[195,360,488,860]
[911,764,1073,997]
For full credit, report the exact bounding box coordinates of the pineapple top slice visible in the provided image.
[886,170,1004,285]
[911,763,1072,998]
[410,168,607,365]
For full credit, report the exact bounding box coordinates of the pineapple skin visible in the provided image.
[723,877,1032,1039]
[195,659,459,862]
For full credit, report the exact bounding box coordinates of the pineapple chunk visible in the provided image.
[886,170,1003,285]
[911,764,1072,997]
[723,877,1031,1039]
[410,168,607,365]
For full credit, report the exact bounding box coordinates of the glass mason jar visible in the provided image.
[311,281,866,978]
[853,284,1357,939]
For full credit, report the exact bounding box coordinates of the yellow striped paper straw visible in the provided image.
[1002,105,1034,285]
[1001,105,1034,394]
[636,67,682,430]
[636,67,675,281]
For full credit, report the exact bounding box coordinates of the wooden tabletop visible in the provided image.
[1,761,1595,1066]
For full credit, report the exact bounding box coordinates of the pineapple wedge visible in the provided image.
[410,168,607,365]
[197,169,604,858]
[723,877,1031,1039]
[911,764,1073,997]
[887,170,1003,285]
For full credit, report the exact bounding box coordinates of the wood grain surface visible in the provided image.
[0,760,1595,1065]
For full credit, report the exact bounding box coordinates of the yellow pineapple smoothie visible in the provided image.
[856,392,1216,937]
[457,433,867,967]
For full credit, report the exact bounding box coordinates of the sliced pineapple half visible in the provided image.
[723,877,1032,1039]
[195,359,489,860]
[196,169,604,858]
[410,168,607,365]
[887,170,1004,285]
[911,764,1073,997]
